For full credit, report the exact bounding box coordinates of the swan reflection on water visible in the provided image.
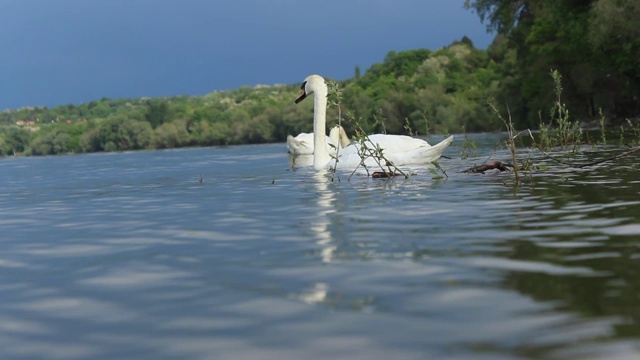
[311,172,337,264]
[286,172,336,306]
[297,282,329,305]
[288,153,314,170]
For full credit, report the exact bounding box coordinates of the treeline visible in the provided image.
[340,39,502,135]
[465,0,640,128]
[0,0,637,157]
[0,85,304,156]
[0,39,504,156]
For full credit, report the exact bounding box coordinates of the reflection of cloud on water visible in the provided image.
[0,315,52,335]
[11,291,137,323]
[297,283,329,304]
[0,336,97,359]
[79,263,195,289]
[601,224,640,236]
[0,258,31,268]
[465,256,609,276]
[16,244,115,257]
[159,316,254,331]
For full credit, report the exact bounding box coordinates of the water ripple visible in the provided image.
[1,140,640,359]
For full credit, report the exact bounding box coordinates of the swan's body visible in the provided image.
[295,74,453,171]
[287,125,350,155]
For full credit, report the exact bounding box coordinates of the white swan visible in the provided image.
[295,74,454,171]
[287,125,351,155]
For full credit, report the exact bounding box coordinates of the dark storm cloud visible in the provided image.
[0,0,492,109]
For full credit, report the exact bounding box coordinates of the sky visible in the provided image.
[0,0,493,110]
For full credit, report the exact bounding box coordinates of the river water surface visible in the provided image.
[1,133,639,359]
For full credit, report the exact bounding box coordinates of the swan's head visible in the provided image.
[294,74,326,104]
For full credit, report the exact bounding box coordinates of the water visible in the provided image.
[1,134,639,359]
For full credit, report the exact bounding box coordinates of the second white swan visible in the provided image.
[287,125,350,156]
[294,74,453,171]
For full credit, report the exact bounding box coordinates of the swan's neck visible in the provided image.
[312,90,330,170]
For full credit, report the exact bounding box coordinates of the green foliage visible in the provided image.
[618,119,640,146]
[0,127,31,156]
[341,44,500,135]
[428,161,448,180]
[144,99,174,128]
[29,129,71,155]
[538,70,583,149]
[466,0,640,124]
[458,126,478,159]
[487,99,521,182]
[79,116,153,152]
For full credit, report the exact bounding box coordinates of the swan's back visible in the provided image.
[333,135,453,168]
[384,135,453,165]
[287,133,314,155]
[365,134,430,153]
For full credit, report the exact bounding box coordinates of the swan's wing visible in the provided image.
[329,136,453,170]
[367,134,430,153]
[294,133,314,142]
[329,142,380,169]
[385,135,454,165]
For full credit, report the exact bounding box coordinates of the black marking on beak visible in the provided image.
[294,81,307,104]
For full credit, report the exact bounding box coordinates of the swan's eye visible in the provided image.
[300,81,307,90]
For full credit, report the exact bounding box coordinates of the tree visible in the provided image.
[230,109,274,143]
[153,120,189,149]
[588,0,640,116]
[144,99,173,128]
[465,0,640,124]
[78,116,152,152]
[29,128,71,155]
[1,127,30,155]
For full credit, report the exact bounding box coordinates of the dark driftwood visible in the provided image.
[372,171,397,178]
[462,161,513,174]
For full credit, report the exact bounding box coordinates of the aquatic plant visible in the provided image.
[487,100,520,182]
[428,160,449,179]
[619,118,640,146]
[458,125,477,160]
[599,108,607,145]
[538,70,583,150]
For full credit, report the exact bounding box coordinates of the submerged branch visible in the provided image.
[527,129,640,168]
[462,161,513,174]
[535,145,640,168]
[372,171,398,178]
